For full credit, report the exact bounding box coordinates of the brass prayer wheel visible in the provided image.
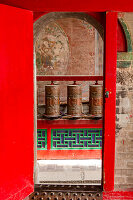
[67,84,82,117]
[45,85,60,117]
[89,84,103,116]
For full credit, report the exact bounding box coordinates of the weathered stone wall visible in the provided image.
[115,13,133,190]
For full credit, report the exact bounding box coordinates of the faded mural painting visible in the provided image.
[35,21,69,75]
[35,18,103,76]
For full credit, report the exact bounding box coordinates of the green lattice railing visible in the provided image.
[51,128,102,150]
[37,128,102,150]
[37,129,47,150]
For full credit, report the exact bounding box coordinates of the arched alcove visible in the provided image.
[34,12,104,106]
[34,12,104,40]
[117,17,133,68]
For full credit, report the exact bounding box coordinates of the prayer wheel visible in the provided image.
[45,84,60,117]
[89,84,103,116]
[67,84,82,117]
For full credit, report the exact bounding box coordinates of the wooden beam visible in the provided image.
[103,11,117,191]
[37,75,103,82]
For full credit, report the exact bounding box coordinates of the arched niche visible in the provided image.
[34,12,104,41]
[34,12,104,106]
[117,17,133,68]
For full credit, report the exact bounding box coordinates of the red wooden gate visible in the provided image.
[0,4,34,199]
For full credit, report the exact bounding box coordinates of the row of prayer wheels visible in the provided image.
[45,83,103,118]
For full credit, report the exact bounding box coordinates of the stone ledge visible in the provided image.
[117,52,133,61]
[117,61,131,68]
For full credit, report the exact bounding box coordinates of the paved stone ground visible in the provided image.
[36,160,101,185]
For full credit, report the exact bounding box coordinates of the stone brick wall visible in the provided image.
[115,13,133,190]
[115,77,133,190]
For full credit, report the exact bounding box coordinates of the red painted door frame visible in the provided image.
[103,11,117,191]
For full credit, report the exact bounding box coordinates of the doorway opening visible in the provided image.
[33,12,104,189]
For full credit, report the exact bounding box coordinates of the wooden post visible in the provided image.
[103,11,117,191]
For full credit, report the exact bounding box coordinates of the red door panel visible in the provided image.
[103,12,117,191]
[0,4,33,199]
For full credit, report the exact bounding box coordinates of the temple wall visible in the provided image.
[115,13,133,191]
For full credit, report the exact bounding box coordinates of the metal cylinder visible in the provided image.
[89,85,103,116]
[67,85,82,117]
[45,85,60,117]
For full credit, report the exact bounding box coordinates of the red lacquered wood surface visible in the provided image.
[37,75,103,82]
[2,0,133,12]
[0,4,34,200]
[103,12,117,192]
[37,149,102,160]
[37,119,103,128]
[37,119,102,159]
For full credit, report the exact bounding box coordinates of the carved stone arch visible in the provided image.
[119,18,132,52]
[117,18,133,68]
[34,12,104,43]
[34,12,104,76]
